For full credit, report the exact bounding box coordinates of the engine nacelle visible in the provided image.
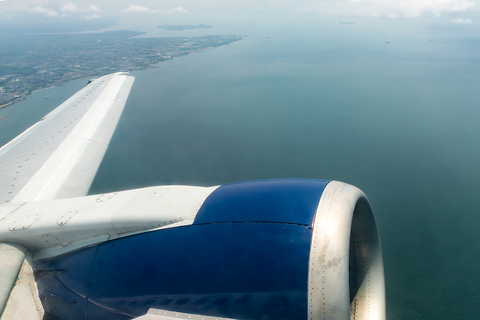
[34,179,385,320]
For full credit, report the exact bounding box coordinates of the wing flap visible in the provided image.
[0,243,26,316]
[132,309,236,320]
[0,243,43,320]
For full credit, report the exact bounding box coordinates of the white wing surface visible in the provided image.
[0,72,134,318]
[0,72,134,204]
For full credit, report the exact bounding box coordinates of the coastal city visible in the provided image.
[0,32,242,108]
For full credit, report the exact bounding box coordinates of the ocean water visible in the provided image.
[2,18,480,319]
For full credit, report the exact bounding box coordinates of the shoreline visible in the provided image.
[0,101,15,110]
[0,34,242,111]
[31,86,57,93]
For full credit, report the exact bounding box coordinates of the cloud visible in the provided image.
[87,4,101,13]
[85,13,100,19]
[164,6,190,14]
[61,3,77,13]
[83,4,101,19]
[31,6,58,17]
[299,0,476,18]
[124,4,154,13]
[451,18,473,22]
[123,5,190,14]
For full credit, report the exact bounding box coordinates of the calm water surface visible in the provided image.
[1,20,480,319]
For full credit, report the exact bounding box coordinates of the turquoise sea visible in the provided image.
[1,18,480,319]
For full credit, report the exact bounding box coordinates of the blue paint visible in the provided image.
[33,179,327,319]
[34,245,97,319]
[194,179,329,227]
[87,223,311,319]
[34,223,312,319]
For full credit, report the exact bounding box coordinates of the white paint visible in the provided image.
[0,185,217,261]
[0,243,26,316]
[308,181,385,320]
[10,73,134,203]
[132,308,236,319]
[1,258,44,320]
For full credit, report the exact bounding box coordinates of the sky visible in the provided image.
[1,0,479,32]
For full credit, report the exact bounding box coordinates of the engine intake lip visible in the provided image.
[308,181,386,320]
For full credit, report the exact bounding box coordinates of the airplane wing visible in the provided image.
[0,72,134,204]
[132,308,236,319]
[0,72,134,319]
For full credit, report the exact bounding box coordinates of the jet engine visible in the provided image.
[33,179,385,320]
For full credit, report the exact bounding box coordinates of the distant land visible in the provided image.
[157,24,213,31]
[0,30,241,109]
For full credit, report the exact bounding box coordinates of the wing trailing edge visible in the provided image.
[0,243,43,320]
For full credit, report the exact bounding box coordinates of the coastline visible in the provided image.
[0,101,14,110]
[31,86,57,93]
[0,34,242,110]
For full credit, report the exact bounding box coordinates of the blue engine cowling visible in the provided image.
[33,179,385,320]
